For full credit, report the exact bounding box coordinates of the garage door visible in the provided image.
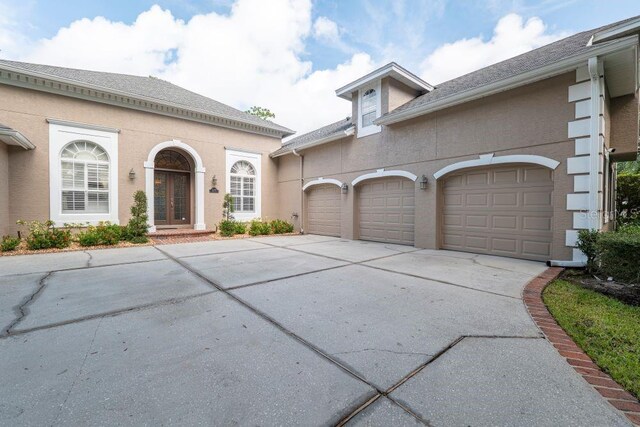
[441,165,553,261]
[306,184,341,237]
[357,177,415,245]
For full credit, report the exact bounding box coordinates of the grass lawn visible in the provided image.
[543,280,640,399]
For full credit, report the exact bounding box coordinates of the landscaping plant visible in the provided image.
[248,219,271,236]
[124,190,149,243]
[234,221,247,234]
[616,172,640,226]
[270,219,294,234]
[77,222,123,247]
[595,232,640,284]
[17,220,72,250]
[1,235,21,252]
[222,193,235,221]
[576,229,600,273]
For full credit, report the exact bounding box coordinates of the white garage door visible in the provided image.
[441,165,554,261]
[306,184,341,237]
[357,177,415,245]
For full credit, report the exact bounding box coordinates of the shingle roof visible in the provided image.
[271,117,353,157]
[381,15,640,122]
[0,59,294,136]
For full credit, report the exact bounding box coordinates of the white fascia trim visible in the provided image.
[270,126,355,158]
[352,168,418,186]
[433,153,560,179]
[592,17,640,44]
[46,118,120,134]
[0,128,35,150]
[0,64,293,138]
[336,62,434,100]
[302,178,343,191]
[376,35,639,126]
[225,148,262,222]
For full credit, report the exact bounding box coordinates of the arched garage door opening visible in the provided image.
[440,164,554,261]
[355,176,415,245]
[305,184,341,237]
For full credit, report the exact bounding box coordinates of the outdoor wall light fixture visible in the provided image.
[341,183,348,194]
[419,175,428,190]
[128,168,136,180]
[209,174,219,193]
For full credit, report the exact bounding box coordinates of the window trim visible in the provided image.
[49,122,119,226]
[357,80,382,138]
[229,161,256,214]
[225,149,261,221]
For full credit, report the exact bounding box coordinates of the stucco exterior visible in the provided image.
[0,84,282,235]
[0,143,9,236]
[277,72,585,261]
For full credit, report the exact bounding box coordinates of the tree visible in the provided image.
[223,193,235,221]
[245,106,275,120]
[617,160,640,174]
[616,172,640,225]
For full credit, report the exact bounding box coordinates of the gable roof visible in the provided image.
[335,62,433,100]
[270,117,354,157]
[377,15,640,125]
[0,59,294,138]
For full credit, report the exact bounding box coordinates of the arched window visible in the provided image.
[361,88,377,127]
[230,160,256,213]
[60,141,110,213]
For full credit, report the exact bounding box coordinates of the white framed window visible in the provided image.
[49,121,119,225]
[230,160,256,213]
[225,149,261,221]
[357,81,382,138]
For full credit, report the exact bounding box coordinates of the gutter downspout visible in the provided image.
[292,148,304,234]
[546,260,586,267]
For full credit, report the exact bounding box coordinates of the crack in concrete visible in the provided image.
[52,316,102,426]
[0,291,216,339]
[332,348,433,357]
[83,250,93,268]
[2,271,53,337]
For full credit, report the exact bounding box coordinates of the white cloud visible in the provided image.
[313,16,340,43]
[419,13,567,84]
[1,0,376,135]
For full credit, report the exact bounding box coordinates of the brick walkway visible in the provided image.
[523,267,640,426]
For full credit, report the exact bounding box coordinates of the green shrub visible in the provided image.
[223,193,235,221]
[124,191,149,243]
[77,222,123,247]
[1,235,21,252]
[219,220,236,237]
[270,219,294,234]
[616,172,640,226]
[248,219,271,236]
[17,220,72,250]
[595,232,640,284]
[234,222,247,235]
[576,229,600,273]
[618,224,640,235]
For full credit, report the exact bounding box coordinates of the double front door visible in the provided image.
[154,171,190,225]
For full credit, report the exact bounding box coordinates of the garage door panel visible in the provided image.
[306,185,341,237]
[442,165,553,261]
[358,177,415,245]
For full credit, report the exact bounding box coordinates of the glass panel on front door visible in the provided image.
[154,172,189,225]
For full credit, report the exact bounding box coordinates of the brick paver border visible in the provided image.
[523,267,640,426]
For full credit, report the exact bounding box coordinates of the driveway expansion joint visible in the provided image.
[2,271,53,337]
[523,267,640,426]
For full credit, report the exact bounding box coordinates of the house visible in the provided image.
[271,16,640,264]
[0,15,638,265]
[0,60,294,236]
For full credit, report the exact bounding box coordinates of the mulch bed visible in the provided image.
[0,232,301,257]
[562,269,640,306]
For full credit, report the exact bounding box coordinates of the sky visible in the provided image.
[0,0,638,136]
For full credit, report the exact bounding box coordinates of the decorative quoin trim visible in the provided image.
[302,178,343,191]
[145,140,206,232]
[433,153,560,179]
[352,169,417,186]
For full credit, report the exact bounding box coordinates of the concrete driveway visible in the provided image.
[0,235,631,426]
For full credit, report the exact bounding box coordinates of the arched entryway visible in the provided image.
[153,149,192,226]
[144,140,206,232]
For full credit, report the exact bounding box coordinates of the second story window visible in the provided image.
[361,88,377,127]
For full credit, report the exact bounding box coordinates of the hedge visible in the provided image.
[595,232,640,284]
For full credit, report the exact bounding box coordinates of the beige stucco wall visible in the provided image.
[0,143,8,236]
[0,84,282,234]
[610,91,639,161]
[277,72,578,260]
